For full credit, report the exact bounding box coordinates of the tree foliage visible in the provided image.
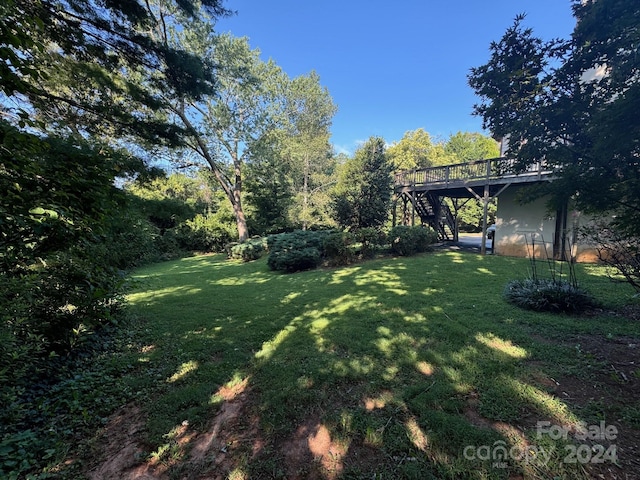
[386,128,453,170]
[444,132,500,231]
[332,137,393,230]
[244,133,295,235]
[445,131,500,163]
[281,71,338,230]
[141,20,337,241]
[468,1,640,236]
[387,129,499,171]
[0,123,146,413]
[2,0,230,142]
[1,3,230,470]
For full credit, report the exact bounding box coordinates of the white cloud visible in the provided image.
[333,144,352,156]
[580,64,608,83]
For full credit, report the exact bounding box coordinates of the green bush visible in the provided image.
[356,227,387,259]
[388,225,438,256]
[175,213,236,252]
[267,230,329,253]
[322,231,355,266]
[265,228,389,272]
[228,237,266,262]
[268,247,321,273]
[503,278,599,314]
[266,230,331,273]
[0,274,46,426]
[89,212,166,270]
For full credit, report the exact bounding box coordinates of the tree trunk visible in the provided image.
[302,152,309,230]
[228,152,249,242]
[232,186,249,242]
[233,152,249,242]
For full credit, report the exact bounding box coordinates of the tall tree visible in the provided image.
[468,1,640,236]
[445,131,500,162]
[282,71,338,230]
[148,21,289,242]
[244,131,295,234]
[332,137,393,229]
[143,13,337,241]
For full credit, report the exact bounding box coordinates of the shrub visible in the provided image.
[266,230,331,273]
[356,227,387,259]
[388,225,438,256]
[322,231,355,266]
[267,230,329,253]
[175,213,236,252]
[267,247,321,273]
[503,278,599,314]
[228,237,266,262]
[89,213,166,269]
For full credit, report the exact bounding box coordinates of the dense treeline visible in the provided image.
[1,0,230,475]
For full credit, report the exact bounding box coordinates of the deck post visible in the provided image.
[411,191,416,226]
[480,160,491,255]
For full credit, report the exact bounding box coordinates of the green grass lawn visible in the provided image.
[83,251,640,479]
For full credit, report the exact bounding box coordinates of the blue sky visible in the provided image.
[216,1,577,155]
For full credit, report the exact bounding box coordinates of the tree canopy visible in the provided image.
[2,0,231,142]
[387,129,499,171]
[386,128,452,170]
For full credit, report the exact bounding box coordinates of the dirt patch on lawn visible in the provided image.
[279,417,348,479]
[85,379,375,480]
[86,404,167,480]
[84,378,263,480]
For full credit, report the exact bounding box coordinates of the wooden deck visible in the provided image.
[394,157,555,198]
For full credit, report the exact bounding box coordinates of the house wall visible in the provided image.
[494,186,600,262]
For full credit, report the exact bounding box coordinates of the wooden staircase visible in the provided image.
[411,192,455,241]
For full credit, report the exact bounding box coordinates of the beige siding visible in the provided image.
[494,186,601,262]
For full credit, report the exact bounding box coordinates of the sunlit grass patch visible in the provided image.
[476,333,528,359]
[167,360,199,383]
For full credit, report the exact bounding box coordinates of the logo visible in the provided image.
[462,421,618,469]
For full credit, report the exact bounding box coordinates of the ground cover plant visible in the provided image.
[503,278,599,314]
[503,234,601,315]
[19,251,640,479]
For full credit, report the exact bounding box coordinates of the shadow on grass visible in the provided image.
[91,251,639,479]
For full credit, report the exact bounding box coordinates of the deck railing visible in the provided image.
[394,157,552,188]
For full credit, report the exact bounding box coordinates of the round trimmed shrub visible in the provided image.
[267,247,321,273]
[228,238,266,262]
[266,230,331,273]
